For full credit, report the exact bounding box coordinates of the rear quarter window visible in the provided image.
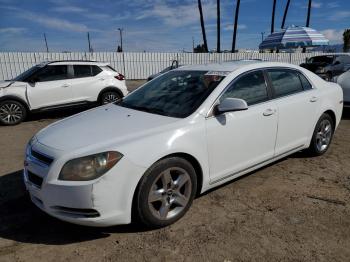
[91,65,102,76]
[298,72,313,90]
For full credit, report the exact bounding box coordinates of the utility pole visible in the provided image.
[271,0,277,33]
[261,32,265,42]
[43,33,49,52]
[281,0,291,29]
[231,0,241,53]
[117,28,124,52]
[87,32,92,52]
[217,0,221,53]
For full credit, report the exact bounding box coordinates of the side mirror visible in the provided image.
[28,77,39,85]
[215,98,248,115]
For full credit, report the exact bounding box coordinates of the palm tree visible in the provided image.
[281,0,291,29]
[217,0,221,53]
[231,0,241,52]
[306,0,312,27]
[271,0,277,33]
[197,0,208,52]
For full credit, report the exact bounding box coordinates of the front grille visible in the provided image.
[51,206,100,218]
[27,170,43,188]
[31,149,53,165]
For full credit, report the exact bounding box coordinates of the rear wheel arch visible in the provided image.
[97,87,123,103]
[323,109,336,127]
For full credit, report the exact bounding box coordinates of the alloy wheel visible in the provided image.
[102,93,120,104]
[148,167,192,220]
[0,103,23,124]
[315,119,332,152]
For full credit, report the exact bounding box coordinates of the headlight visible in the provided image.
[59,152,123,181]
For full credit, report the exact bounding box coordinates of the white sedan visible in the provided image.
[336,69,350,107]
[23,61,343,228]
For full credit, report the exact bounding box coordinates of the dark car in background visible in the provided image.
[300,54,350,81]
[147,60,182,81]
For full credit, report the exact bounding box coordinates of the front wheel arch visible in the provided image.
[131,153,203,224]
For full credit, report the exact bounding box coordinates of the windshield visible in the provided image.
[13,65,41,81]
[308,56,334,64]
[118,70,227,118]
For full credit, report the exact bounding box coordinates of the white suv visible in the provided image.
[0,60,128,125]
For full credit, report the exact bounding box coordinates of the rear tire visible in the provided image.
[307,113,334,156]
[0,100,27,125]
[135,157,197,228]
[100,91,121,105]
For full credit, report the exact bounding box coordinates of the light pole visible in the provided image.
[43,33,49,53]
[116,28,126,75]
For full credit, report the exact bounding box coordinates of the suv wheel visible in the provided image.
[307,113,334,156]
[0,100,27,125]
[100,91,121,105]
[135,157,197,228]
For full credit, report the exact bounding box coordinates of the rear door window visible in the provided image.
[74,65,92,78]
[267,69,304,98]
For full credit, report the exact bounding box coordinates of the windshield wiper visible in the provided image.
[123,104,171,117]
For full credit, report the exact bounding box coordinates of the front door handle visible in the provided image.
[310,96,318,102]
[61,84,69,88]
[263,108,276,116]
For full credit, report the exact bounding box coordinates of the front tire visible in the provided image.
[135,157,197,228]
[0,100,27,125]
[307,113,334,156]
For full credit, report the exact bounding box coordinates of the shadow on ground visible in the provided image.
[0,170,151,245]
[25,105,95,122]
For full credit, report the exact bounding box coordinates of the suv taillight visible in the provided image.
[114,73,125,81]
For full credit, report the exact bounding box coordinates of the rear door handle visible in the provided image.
[263,108,276,116]
[61,84,69,88]
[98,78,105,81]
[310,96,318,102]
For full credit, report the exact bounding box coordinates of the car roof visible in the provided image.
[43,60,109,66]
[174,60,300,73]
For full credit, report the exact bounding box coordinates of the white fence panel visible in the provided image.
[0,52,343,80]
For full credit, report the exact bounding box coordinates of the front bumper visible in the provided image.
[24,143,146,227]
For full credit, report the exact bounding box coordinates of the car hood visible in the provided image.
[36,104,180,151]
[0,81,26,89]
[0,80,14,88]
[300,62,328,71]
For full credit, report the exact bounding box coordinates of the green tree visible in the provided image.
[343,29,350,52]
[194,44,207,53]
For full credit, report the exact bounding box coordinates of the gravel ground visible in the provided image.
[0,80,349,262]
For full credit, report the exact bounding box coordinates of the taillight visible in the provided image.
[114,73,125,81]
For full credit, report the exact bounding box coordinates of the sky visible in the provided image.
[0,0,349,52]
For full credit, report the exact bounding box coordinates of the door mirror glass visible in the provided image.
[215,98,248,115]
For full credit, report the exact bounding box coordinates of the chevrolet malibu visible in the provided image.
[24,61,343,228]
